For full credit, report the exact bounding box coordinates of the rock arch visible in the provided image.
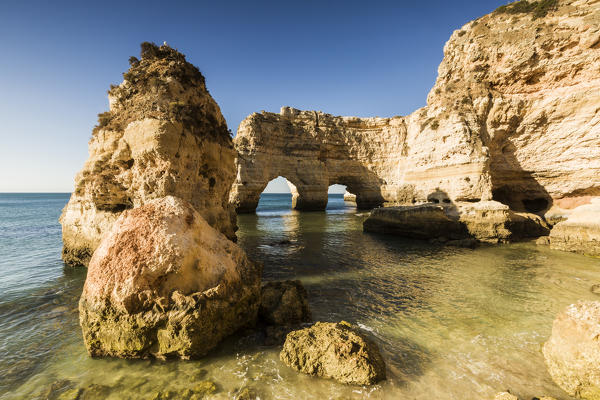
[230,108,389,212]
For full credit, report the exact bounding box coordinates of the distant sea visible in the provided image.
[0,192,597,399]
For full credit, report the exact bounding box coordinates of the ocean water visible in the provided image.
[1,192,599,399]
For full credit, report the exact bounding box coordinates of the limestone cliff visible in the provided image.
[60,43,237,266]
[231,0,600,217]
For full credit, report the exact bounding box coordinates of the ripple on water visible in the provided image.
[1,193,599,399]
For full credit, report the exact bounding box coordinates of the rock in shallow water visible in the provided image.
[543,301,600,399]
[280,321,386,385]
[363,201,549,243]
[79,196,262,359]
[549,199,600,257]
[259,280,311,326]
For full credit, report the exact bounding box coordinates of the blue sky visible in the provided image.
[0,0,508,193]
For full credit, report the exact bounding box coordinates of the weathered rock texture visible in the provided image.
[363,200,550,243]
[549,198,600,256]
[280,321,386,385]
[230,0,600,252]
[79,196,261,359]
[543,301,600,399]
[60,42,237,266]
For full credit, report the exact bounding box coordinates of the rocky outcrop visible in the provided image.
[60,42,237,266]
[280,321,386,385]
[363,200,549,243]
[549,198,600,257]
[79,196,261,359]
[343,191,357,202]
[230,0,600,253]
[543,301,600,399]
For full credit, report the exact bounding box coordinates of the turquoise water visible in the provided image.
[1,193,599,399]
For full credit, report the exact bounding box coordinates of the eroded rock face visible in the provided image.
[549,198,600,257]
[79,196,261,359]
[280,321,386,385]
[363,200,549,243]
[543,301,600,399]
[230,0,600,255]
[60,42,237,266]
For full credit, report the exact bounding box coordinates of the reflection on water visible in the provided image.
[1,193,599,399]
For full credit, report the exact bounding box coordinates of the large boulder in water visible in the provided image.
[79,196,262,359]
[363,200,549,243]
[60,42,237,267]
[543,301,600,399]
[549,198,600,257]
[280,321,386,385]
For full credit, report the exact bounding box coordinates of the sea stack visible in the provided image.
[79,196,262,359]
[60,42,237,266]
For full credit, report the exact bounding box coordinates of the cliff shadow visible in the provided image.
[489,140,553,215]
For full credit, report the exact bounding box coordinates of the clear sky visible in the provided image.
[0,0,508,193]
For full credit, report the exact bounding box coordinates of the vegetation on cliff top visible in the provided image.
[93,42,232,143]
[494,0,559,19]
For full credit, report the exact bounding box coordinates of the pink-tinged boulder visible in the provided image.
[79,196,262,359]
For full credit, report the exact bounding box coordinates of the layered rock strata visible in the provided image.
[363,200,550,243]
[79,196,261,359]
[549,198,600,256]
[230,0,600,253]
[280,321,386,385]
[543,301,600,399]
[61,42,237,266]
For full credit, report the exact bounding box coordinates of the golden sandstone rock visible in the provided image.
[231,0,600,255]
[79,196,261,359]
[60,43,237,266]
[543,301,600,399]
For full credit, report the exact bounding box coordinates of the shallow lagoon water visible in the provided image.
[1,193,599,399]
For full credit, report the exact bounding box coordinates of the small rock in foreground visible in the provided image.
[280,321,386,385]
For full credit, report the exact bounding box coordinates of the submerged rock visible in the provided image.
[543,301,600,399]
[60,42,237,266]
[363,201,549,243]
[549,199,600,257]
[233,387,259,400]
[79,196,262,359]
[151,381,217,400]
[259,280,311,326]
[280,321,386,385]
[258,280,312,345]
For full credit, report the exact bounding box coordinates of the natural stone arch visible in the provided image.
[230,108,391,213]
